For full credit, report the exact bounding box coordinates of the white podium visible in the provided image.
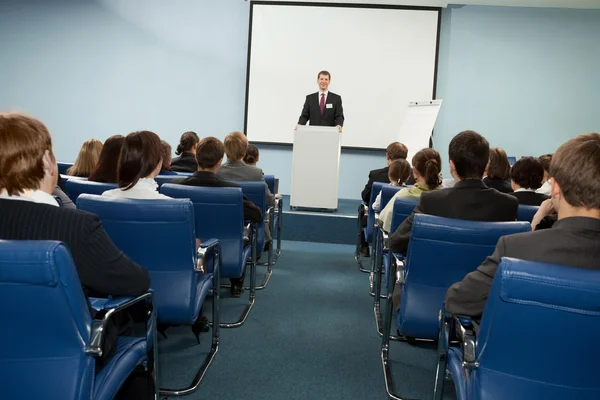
[290,126,341,211]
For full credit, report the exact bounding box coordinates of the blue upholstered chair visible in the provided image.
[379,185,403,211]
[57,161,73,175]
[517,204,539,223]
[507,156,517,166]
[76,195,220,396]
[355,182,386,272]
[263,175,283,263]
[155,175,180,187]
[65,179,116,202]
[160,184,257,328]
[434,257,600,400]
[381,215,531,399]
[0,240,158,400]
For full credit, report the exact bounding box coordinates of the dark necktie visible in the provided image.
[320,93,325,115]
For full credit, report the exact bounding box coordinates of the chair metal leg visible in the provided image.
[159,247,221,396]
[432,314,450,400]
[146,296,160,400]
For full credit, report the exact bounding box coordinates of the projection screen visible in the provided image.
[244,2,440,149]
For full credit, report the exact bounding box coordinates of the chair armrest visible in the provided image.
[87,291,155,357]
[452,315,478,368]
[197,238,220,273]
[392,252,406,283]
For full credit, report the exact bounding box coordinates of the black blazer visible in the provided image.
[483,177,513,193]
[446,217,600,320]
[173,171,262,223]
[298,92,344,127]
[389,179,519,253]
[361,166,416,203]
[170,152,198,173]
[511,191,550,206]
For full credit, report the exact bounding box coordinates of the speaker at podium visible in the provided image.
[290,126,341,212]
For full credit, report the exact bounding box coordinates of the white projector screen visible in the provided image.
[245,2,440,149]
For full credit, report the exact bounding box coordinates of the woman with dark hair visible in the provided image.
[483,147,512,193]
[170,131,200,172]
[159,140,178,175]
[509,156,550,206]
[88,135,125,183]
[379,148,442,232]
[243,144,260,166]
[102,131,171,199]
[535,153,553,195]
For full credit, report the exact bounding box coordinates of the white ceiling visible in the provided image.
[258,0,600,10]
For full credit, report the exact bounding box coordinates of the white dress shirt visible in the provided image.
[514,187,535,193]
[536,180,551,195]
[0,189,59,207]
[102,178,171,200]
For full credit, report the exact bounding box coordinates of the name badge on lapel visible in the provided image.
[326,103,333,109]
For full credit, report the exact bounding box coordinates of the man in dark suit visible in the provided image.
[508,156,550,206]
[446,133,600,321]
[0,112,151,374]
[173,136,262,297]
[296,70,344,132]
[389,131,519,254]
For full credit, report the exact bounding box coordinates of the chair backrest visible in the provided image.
[264,175,275,195]
[76,195,200,324]
[517,204,538,223]
[233,181,266,249]
[474,258,600,400]
[0,240,94,399]
[65,179,117,202]
[399,214,531,339]
[160,184,246,279]
[380,185,403,211]
[57,162,73,175]
[507,156,517,166]
[155,175,179,187]
[366,182,386,242]
[389,197,420,233]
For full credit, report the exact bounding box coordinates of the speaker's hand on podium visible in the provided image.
[337,125,343,133]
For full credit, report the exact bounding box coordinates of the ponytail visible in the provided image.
[424,158,441,189]
[412,148,442,190]
[175,131,200,155]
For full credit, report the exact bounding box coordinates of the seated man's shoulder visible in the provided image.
[492,189,519,205]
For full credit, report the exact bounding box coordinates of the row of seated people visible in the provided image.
[364,130,600,398]
[0,112,276,399]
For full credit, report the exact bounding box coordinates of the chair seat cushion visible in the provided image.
[447,346,467,400]
[93,336,147,400]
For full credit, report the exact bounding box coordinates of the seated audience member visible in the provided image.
[446,133,600,321]
[536,153,553,195]
[88,135,125,183]
[103,131,171,200]
[170,131,200,173]
[0,112,151,367]
[509,156,550,206]
[173,137,262,297]
[372,159,411,212]
[243,144,260,166]
[159,140,178,175]
[52,186,75,209]
[390,131,518,254]
[379,148,442,232]
[482,147,512,193]
[67,138,103,177]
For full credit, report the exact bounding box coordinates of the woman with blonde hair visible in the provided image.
[379,148,442,232]
[67,139,103,177]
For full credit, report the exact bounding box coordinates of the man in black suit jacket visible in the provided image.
[390,131,518,254]
[0,112,151,373]
[361,142,415,203]
[446,133,600,321]
[172,136,262,297]
[508,156,550,206]
[296,70,344,132]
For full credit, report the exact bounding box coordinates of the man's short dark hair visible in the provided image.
[510,156,544,189]
[538,154,552,173]
[550,133,600,209]
[317,70,331,79]
[196,137,225,169]
[487,147,510,180]
[448,130,490,180]
[386,142,408,161]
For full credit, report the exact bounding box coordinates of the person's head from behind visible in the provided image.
[538,153,552,182]
[67,138,103,177]
[89,135,124,183]
[385,142,408,165]
[244,144,260,166]
[448,130,489,181]
[510,157,545,191]
[0,112,57,195]
[176,131,200,155]
[388,159,411,186]
[161,140,172,171]
[412,148,442,189]
[224,131,248,163]
[196,137,225,172]
[317,70,331,92]
[486,147,510,180]
[549,133,600,218]
[117,131,162,190]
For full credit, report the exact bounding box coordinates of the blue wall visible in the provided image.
[1,1,599,198]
